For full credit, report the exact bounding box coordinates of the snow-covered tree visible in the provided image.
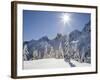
[49,46,55,58]
[23,44,29,61]
[33,49,38,60]
[58,42,64,58]
[43,44,48,58]
[63,36,71,62]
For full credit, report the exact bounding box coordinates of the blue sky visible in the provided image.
[23,10,90,41]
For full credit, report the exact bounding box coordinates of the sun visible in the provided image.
[61,13,71,25]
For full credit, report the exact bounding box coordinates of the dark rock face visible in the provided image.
[23,21,91,63]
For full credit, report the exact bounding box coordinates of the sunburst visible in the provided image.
[61,13,71,25]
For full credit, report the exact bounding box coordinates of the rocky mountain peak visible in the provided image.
[39,36,49,42]
[55,33,63,40]
[69,30,81,42]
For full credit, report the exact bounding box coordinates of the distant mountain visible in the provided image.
[69,30,81,42]
[38,36,49,42]
[23,21,91,63]
[82,21,91,34]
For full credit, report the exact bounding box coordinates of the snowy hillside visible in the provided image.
[23,58,90,69]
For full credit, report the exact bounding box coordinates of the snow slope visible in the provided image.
[71,59,91,67]
[23,58,91,69]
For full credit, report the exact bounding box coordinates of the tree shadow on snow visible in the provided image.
[69,62,76,67]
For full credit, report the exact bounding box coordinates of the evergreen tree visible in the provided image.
[23,44,29,61]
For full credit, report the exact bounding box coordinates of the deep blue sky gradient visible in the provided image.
[23,10,90,41]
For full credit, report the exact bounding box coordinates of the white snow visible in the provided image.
[71,40,79,43]
[23,58,91,69]
[23,58,70,69]
[71,59,91,67]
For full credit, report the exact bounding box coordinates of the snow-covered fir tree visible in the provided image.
[58,42,64,58]
[23,44,29,61]
[63,35,71,62]
[33,49,38,60]
[43,44,48,58]
[49,46,55,58]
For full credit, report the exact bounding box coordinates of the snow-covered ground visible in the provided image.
[71,60,91,67]
[23,58,91,69]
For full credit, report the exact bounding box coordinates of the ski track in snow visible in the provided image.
[23,58,91,69]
